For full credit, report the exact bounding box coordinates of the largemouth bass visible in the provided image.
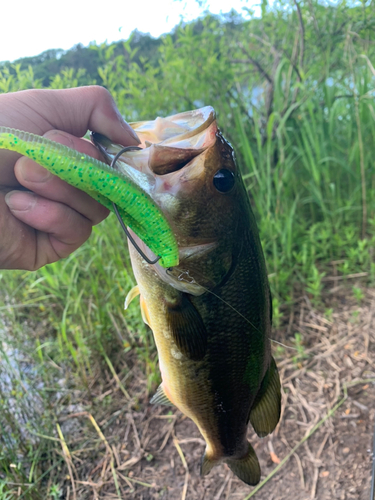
[94,107,281,485]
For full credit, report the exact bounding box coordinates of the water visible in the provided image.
[0,318,56,454]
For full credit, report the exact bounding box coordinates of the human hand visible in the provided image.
[0,86,139,270]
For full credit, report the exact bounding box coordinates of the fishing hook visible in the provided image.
[110,145,161,265]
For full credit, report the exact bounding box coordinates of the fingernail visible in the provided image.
[124,124,140,144]
[18,158,52,182]
[5,191,36,211]
[115,109,140,144]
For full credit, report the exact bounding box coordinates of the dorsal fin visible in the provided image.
[166,294,207,361]
[249,357,281,437]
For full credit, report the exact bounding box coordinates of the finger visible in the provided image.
[14,130,110,225]
[4,190,93,269]
[0,191,31,270]
[1,86,139,145]
[0,86,139,180]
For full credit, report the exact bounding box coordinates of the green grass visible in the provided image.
[233,61,375,303]
[0,215,153,498]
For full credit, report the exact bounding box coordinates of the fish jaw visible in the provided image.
[97,117,240,292]
[131,106,216,147]
[126,228,219,295]
[92,108,230,283]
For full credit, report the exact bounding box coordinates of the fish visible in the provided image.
[94,106,281,485]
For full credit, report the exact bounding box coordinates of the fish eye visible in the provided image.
[213,169,235,193]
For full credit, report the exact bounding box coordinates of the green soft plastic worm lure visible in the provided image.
[0,128,178,268]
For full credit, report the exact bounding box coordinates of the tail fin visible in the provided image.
[225,442,261,485]
[201,443,260,485]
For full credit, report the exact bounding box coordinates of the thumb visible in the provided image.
[55,86,140,145]
[1,86,140,146]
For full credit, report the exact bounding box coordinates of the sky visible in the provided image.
[0,0,253,63]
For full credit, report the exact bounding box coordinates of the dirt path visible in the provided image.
[59,288,375,499]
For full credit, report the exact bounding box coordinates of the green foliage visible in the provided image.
[0,481,13,500]
[325,308,333,321]
[306,265,326,307]
[0,217,150,498]
[292,333,308,366]
[49,484,61,499]
[352,285,365,304]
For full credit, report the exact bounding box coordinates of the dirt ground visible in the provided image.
[57,286,375,500]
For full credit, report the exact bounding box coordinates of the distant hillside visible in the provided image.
[0,30,164,87]
[0,11,246,87]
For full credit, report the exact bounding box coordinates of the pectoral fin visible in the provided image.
[249,357,281,437]
[124,285,140,309]
[166,294,207,361]
[150,384,174,406]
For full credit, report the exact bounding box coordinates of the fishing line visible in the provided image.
[168,269,298,352]
[109,145,161,266]
[270,339,298,351]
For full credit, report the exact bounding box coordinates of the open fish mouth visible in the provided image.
[92,106,217,179]
[91,106,222,286]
